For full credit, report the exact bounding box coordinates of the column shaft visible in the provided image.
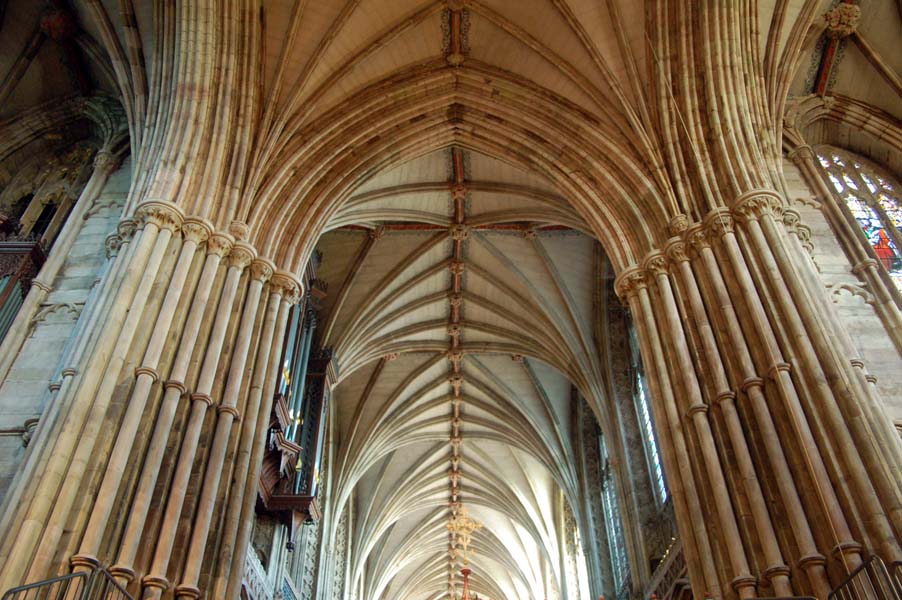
[648,255,755,598]
[175,261,268,598]
[72,220,211,568]
[111,239,228,583]
[141,243,250,598]
[212,285,283,597]
[225,288,296,599]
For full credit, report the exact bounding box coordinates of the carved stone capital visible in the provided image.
[665,238,689,264]
[137,201,185,233]
[206,232,235,258]
[614,267,647,299]
[824,3,860,38]
[249,258,275,282]
[92,150,117,172]
[732,190,785,223]
[181,217,214,244]
[643,252,669,277]
[228,220,251,242]
[703,208,735,239]
[117,219,138,242]
[685,223,711,256]
[228,241,256,269]
[271,270,302,300]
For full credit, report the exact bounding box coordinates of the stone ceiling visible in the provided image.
[314,146,603,599]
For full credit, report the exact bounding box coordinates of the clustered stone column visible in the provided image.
[0,200,303,599]
[615,191,902,599]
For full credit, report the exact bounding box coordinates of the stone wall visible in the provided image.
[783,158,902,421]
[0,159,128,501]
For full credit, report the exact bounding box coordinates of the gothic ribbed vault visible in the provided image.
[314,146,602,599]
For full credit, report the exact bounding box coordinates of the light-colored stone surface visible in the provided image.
[0,160,127,500]
[785,159,902,420]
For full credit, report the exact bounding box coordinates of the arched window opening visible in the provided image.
[599,432,630,599]
[635,370,667,505]
[817,147,902,291]
[629,322,668,506]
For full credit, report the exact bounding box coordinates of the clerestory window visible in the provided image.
[817,147,902,291]
[599,432,630,596]
[635,370,668,505]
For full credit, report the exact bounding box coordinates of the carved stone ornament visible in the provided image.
[137,201,185,233]
[105,233,122,258]
[451,183,468,201]
[669,213,689,236]
[703,208,735,239]
[782,207,802,233]
[446,52,466,66]
[511,354,524,363]
[665,239,689,264]
[449,375,464,391]
[448,293,463,307]
[685,224,711,256]
[450,224,470,241]
[271,271,301,300]
[824,3,861,39]
[523,225,538,241]
[383,352,400,362]
[206,232,235,258]
[447,324,462,337]
[449,261,466,275]
[181,217,213,244]
[250,258,275,282]
[368,225,385,240]
[228,220,251,241]
[732,190,785,223]
[643,252,669,277]
[229,242,256,269]
[614,267,646,299]
[92,150,117,172]
[117,219,137,242]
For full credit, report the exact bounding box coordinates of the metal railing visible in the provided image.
[2,569,132,600]
[829,556,902,600]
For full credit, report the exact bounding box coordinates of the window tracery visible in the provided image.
[817,147,902,290]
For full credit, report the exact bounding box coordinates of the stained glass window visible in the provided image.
[599,433,630,593]
[817,147,902,291]
[636,372,667,504]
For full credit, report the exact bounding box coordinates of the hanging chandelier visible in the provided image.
[447,502,482,599]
